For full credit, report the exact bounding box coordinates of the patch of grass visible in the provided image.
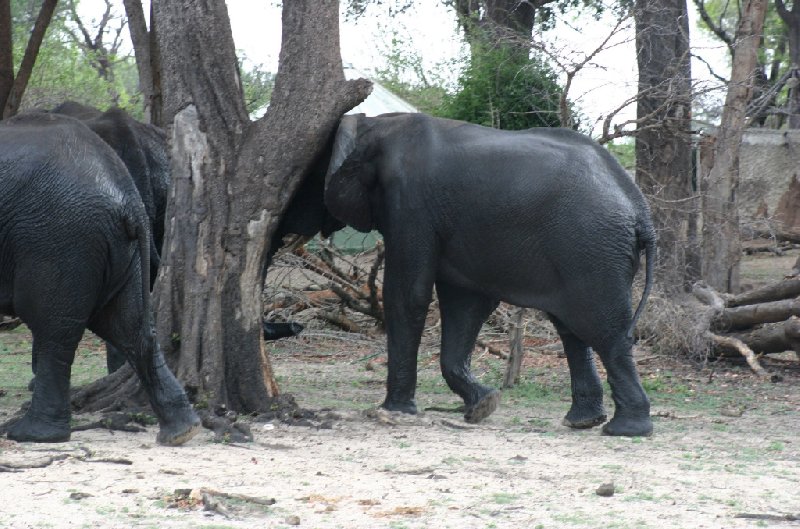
[489,492,518,504]
[0,327,106,407]
[767,441,785,452]
[553,511,593,525]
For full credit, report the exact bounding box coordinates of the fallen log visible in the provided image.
[714,318,800,356]
[692,281,800,374]
[727,279,800,307]
[711,299,800,331]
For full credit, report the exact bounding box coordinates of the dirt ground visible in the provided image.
[0,250,799,529]
[0,332,798,529]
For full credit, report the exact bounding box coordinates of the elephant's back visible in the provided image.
[0,113,145,249]
[0,113,138,211]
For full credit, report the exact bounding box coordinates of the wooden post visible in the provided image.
[503,308,526,388]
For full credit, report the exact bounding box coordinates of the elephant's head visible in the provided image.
[324,114,381,233]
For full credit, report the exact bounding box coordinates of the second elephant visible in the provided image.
[323,113,656,437]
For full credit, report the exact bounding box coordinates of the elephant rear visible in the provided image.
[0,112,199,445]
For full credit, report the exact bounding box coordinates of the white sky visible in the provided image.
[227,1,729,138]
[80,1,730,139]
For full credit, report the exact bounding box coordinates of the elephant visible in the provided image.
[50,102,171,373]
[48,102,305,369]
[52,102,169,290]
[0,112,200,444]
[322,112,657,437]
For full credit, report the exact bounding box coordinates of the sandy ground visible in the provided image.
[0,338,798,529]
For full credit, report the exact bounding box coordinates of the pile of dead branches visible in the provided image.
[265,239,385,334]
[694,278,800,376]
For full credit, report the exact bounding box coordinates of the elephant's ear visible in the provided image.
[324,114,375,233]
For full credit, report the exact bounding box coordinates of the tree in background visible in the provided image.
[634,0,698,291]
[0,0,58,117]
[440,43,564,129]
[694,0,795,128]
[701,0,769,293]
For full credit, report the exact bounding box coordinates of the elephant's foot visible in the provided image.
[464,389,500,424]
[601,414,653,437]
[7,413,70,443]
[156,410,202,446]
[381,398,418,415]
[562,403,607,429]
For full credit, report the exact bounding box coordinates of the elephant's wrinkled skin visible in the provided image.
[50,102,171,374]
[0,113,199,444]
[324,113,656,436]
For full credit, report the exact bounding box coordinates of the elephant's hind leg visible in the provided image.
[594,335,652,437]
[436,282,500,423]
[8,331,82,442]
[548,316,607,429]
[89,281,200,446]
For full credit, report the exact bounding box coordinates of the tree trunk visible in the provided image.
[122,0,155,123]
[147,0,370,412]
[634,0,698,291]
[1,0,58,118]
[700,0,768,293]
[0,0,13,113]
[727,278,800,307]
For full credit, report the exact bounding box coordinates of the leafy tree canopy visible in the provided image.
[439,42,565,130]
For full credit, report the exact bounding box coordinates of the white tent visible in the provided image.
[344,65,418,116]
[251,64,418,119]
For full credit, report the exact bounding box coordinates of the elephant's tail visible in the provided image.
[628,225,656,338]
[126,210,155,385]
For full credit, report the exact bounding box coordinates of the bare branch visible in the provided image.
[693,0,734,53]
[2,0,58,118]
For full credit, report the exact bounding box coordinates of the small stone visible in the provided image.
[596,483,615,497]
[69,492,92,500]
[286,515,301,525]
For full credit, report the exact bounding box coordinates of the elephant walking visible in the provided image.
[324,113,656,436]
[0,112,199,444]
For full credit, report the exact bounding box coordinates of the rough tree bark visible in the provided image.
[0,0,59,118]
[700,0,768,293]
[150,0,370,411]
[76,0,371,414]
[634,0,698,291]
[121,0,155,123]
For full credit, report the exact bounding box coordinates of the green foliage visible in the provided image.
[372,32,452,115]
[238,53,274,117]
[10,0,140,115]
[607,138,635,170]
[439,42,564,130]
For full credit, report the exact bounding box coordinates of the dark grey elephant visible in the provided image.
[52,102,304,352]
[0,112,200,444]
[50,102,171,373]
[323,113,656,437]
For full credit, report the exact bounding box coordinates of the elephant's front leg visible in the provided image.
[436,282,500,423]
[380,240,437,415]
[8,335,79,442]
